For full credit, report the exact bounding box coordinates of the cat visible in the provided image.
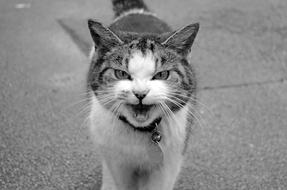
[87,0,199,189]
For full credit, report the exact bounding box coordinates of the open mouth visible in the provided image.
[128,104,154,122]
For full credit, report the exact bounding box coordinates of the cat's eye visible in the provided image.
[114,69,131,80]
[152,71,170,80]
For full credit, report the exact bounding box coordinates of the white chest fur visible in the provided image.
[89,95,189,166]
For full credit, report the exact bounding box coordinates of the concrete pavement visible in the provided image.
[0,0,287,189]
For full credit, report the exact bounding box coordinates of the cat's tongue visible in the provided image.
[131,104,152,122]
[133,112,149,122]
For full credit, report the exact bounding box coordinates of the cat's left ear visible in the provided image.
[88,19,123,49]
[161,23,199,57]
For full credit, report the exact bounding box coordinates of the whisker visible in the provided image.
[168,91,214,116]
[99,99,116,108]
[97,96,114,103]
[160,102,184,136]
[165,96,205,129]
[167,91,215,123]
[78,107,92,130]
[110,101,123,126]
[62,96,90,112]
[74,91,93,97]
[159,102,170,120]
[160,102,174,134]
[62,100,91,129]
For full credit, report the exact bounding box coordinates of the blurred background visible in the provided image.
[0,0,287,189]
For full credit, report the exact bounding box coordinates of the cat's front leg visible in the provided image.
[101,158,136,190]
[140,155,184,190]
[101,160,118,190]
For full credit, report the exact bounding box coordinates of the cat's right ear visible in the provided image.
[88,19,123,48]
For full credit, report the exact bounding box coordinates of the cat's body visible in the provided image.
[88,0,199,189]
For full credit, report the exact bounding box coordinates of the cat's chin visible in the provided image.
[119,115,161,132]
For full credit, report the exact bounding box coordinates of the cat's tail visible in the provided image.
[112,0,149,17]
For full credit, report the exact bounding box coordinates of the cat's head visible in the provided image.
[87,20,199,128]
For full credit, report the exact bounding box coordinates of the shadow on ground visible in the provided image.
[1,0,287,189]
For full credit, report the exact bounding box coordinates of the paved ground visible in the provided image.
[0,0,287,189]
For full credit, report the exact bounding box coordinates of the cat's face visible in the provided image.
[88,20,199,128]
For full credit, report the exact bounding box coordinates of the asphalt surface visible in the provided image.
[0,0,287,189]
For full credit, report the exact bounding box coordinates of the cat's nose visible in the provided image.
[133,90,150,101]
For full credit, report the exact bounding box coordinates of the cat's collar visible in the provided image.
[119,115,161,133]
